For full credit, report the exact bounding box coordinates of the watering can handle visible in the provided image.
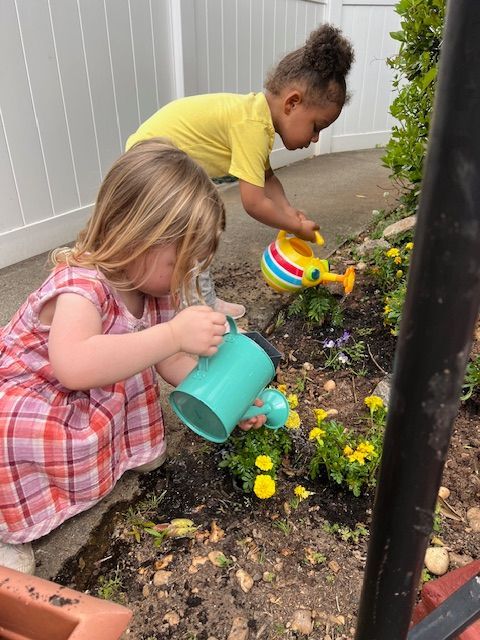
[276,229,325,246]
[242,403,272,420]
[197,315,237,373]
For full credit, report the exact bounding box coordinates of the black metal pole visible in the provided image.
[355,2,480,638]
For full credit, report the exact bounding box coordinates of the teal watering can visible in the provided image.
[169,317,289,443]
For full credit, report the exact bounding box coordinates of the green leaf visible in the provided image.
[422,66,437,89]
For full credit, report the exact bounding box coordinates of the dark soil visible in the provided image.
[53,256,480,640]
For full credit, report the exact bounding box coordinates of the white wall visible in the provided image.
[0,0,399,268]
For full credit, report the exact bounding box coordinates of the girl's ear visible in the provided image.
[284,90,302,114]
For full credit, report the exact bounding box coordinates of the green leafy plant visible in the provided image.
[308,397,386,497]
[273,519,292,536]
[383,0,446,210]
[126,516,197,547]
[461,355,480,401]
[369,242,413,292]
[383,282,407,336]
[323,522,369,545]
[219,425,292,496]
[321,330,367,376]
[96,571,125,602]
[288,286,344,327]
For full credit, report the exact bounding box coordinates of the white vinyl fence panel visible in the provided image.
[0,0,399,268]
[0,0,178,268]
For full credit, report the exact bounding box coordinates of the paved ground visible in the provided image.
[0,148,391,579]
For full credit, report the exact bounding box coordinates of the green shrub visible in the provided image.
[383,0,446,210]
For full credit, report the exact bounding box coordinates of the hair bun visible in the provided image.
[303,23,354,79]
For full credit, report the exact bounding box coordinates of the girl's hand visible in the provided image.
[294,212,319,242]
[169,306,226,356]
[237,398,267,432]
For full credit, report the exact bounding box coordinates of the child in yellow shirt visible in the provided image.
[126,23,354,319]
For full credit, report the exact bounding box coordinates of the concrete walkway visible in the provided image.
[0,148,391,579]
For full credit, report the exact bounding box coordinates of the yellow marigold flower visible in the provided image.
[396,270,403,278]
[343,445,354,456]
[294,485,313,500]
[309,427,325,441]
[277,384,287,395]
[313,408,328,423]
[350,450,366,465]
[287,393,298,409]
[394,256,402,265]
[405,242,414,250]
[384,305,392,314]
[357,442,377,459]
[364,395,384,411]
[285,409,301,429]
[255,455,273,471]
[254,474,276,499]
[386,248,400,258]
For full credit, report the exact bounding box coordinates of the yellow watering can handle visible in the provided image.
[277,229,325,246]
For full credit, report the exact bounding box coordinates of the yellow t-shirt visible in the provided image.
[126,93,275,187]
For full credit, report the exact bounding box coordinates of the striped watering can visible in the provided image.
[261,230,355,294]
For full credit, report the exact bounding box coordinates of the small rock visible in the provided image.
[153,570,172,586]
[326,408,338,417]
[155,554,174,570]
[208,550,226,566]
[382,215,416,238]
[356,261,367,271]
[467,507,480,532]
[323,380,336,392]
[372,375,392,406]
[357,238,390,256]
[290,609,314,635]
[328,560,341,574]
[236,568,254,593]
[142,584,150,598]
[303,361,314,371]
[227,616,249,640]
[438,486,450,500]
[425,546,449,576]
[163,611,180,626]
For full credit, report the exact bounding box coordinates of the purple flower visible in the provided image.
[338,352,349,365]
[323,339,335,349]
[336,331,351,346]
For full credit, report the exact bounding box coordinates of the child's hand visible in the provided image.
[169,306,226,356]
[294,211,319,242]
[237,398,267,432]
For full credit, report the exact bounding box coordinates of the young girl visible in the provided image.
[0,139,264,575]
[126,23,354,318]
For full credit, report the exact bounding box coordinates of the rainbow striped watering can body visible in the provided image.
[261,230,355,294]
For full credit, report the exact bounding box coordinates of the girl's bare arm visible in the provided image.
[48,294,224,390]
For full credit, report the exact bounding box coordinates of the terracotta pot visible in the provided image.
[0,566,132,640]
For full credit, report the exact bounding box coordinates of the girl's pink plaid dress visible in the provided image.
[0,265,173,543]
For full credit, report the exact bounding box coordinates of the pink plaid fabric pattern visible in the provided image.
[0,265,174,543]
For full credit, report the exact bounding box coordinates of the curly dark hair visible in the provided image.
[264,23,354,106]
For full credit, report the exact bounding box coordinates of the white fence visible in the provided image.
[0,0,399,268]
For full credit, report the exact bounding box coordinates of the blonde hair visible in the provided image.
[52,138,225,306]
[265,23,354,106]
